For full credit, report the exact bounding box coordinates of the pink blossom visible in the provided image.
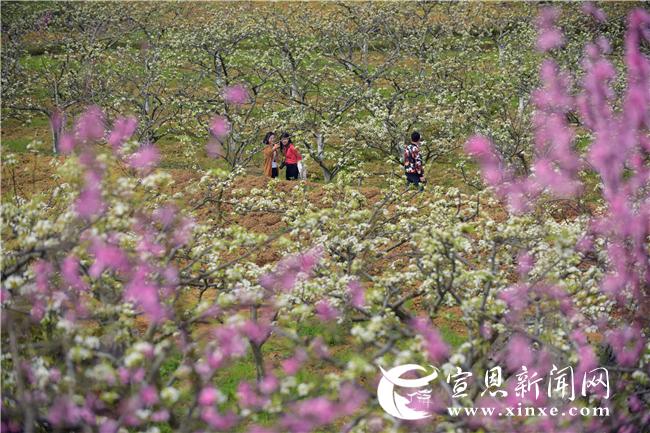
[88,238,130,278]
[50,109,64,133]
[198,386,219,406]
[281,349,307,375]
[48,397,81,427]
[213,325,247,358]
[241,320,270,345]
[61,255,88,291]
[200,407,237,430]
[59,133,75,154]
[464,135,492,158]
[298,247,323,273]
[281,397,337,433]
[536,7,565,52]
[172,217,195,247]
[33,260,53,293]
[570,330,588,346]
[0,288,9,304]
[124,266,166,323]
[30,300,45,321]
[223,84,249,105]
[194,353,214,379]
[259,374,279,394]
[129,144,160,173]
[582,2,607,23]
[499,284,529,320]
[237,382,265,408]
[162,265,179,287]
[338,382,367,415]
[119,396,143,427]
[151,410,170,422]
[118,367,130,385]
[209,115,231,138]
[607,325,644,367]
[132,368,145,383]
[409,316,449,363]
[575,345,598,387]
[75,171,105,219]
[259,247,322,292]
[516,251,534,276]
[152,204,177,227]
[136,230,165,257]
[248,426,275,433]
[140,385,159,406]
[108,116,138,151]
[206,139,225,159]
[480,323,493,339]
[537,29,564,52]
[74,106,105,143]
[138,343,155,359]
[347,280,365,308]
[49,368,61,383]
[99,420,118,433]
[504,335,533,372]
[464,136,506,188]
[629,395,643,412]
[315,299,339,322]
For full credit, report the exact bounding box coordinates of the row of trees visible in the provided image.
[1,2,639,181]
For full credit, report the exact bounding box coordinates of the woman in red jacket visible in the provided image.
[280,132,302,180]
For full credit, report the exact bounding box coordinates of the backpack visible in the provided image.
[405,144,417,169]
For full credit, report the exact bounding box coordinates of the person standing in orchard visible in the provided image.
[281,132,302,181]
[405,131,425,192]
[262,132,280,178]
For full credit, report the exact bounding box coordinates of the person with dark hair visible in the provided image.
[263,132,280,178]
[280,132,302,180]
[404,131,425,192]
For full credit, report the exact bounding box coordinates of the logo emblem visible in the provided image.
[377,364,439,420]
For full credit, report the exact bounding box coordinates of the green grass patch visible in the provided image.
[2,137,33,153]
[439,324,466,348]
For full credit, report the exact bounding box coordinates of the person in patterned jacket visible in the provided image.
[404,131,425,192]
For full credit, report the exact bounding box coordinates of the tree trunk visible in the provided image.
[291,78,299,100]
[362,38,368,70]
[322,167,332,182]
[315,132,333,181]
[517,94,526,119]
[251,342,265,382]
[498,43,505,68]
[214,52,225,88]
[516,152,530,176]
[316,132,324,160]
[49,109,66,154]
[249,306,265,382]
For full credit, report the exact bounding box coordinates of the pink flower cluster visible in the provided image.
[278,382,367,433]
[223,84,249,105]
[409,316,450,363]
[107,116,138,151]
[465,57,582,213]
[259,246,323,292]
[536,7,565,52]
[466,11,650,429]
[206,115,232,158]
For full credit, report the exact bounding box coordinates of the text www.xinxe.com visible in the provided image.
[447,406,610,417]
